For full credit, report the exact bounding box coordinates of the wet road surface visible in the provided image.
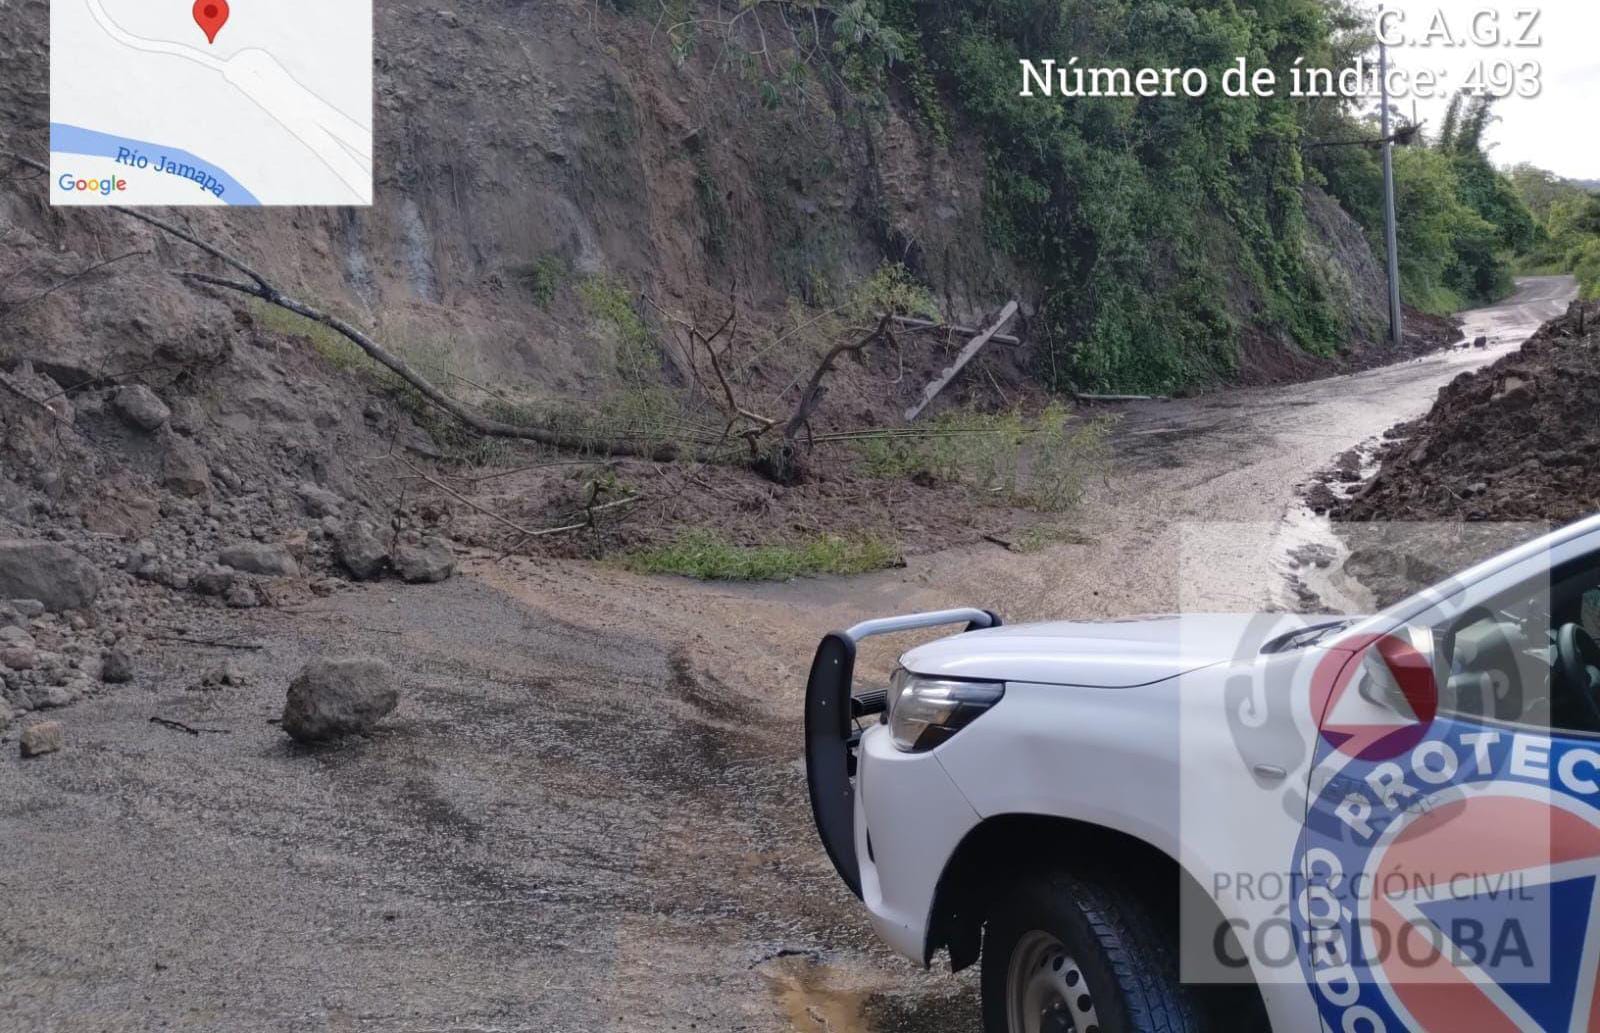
[0,277,1575,1032]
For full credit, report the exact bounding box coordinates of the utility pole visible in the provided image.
[1379,11,1403,346]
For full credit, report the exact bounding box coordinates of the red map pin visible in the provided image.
[193,0,230,44]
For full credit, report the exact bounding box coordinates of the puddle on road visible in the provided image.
[760,956,871,1032]
[759,955,975,1033]
[1273,502,1375,615]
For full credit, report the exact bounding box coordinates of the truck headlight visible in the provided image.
[887,669,1005,752]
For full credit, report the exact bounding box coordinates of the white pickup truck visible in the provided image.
[805,514,1600,1033]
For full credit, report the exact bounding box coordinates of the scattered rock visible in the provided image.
[20,720,64,758]
[337,521,390,580]
[217,542,299,577]
[224,581,262,609]
[111,385,172,431]
[0,700,11,732]
[0,540,100,612]
[1,647,36,671]
[10,599,45,618]
[34,684,78,709]
[393,536,455,584]
[281,656,399,742]
[297,483,344,518]
[199,659,247,690]
[161,438,213,497]
[101,648,134,684]
[192,567,236,597]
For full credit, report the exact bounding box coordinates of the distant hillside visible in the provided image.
[4,0,1436,400]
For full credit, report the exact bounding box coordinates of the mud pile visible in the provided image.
[1338,300,1600,525]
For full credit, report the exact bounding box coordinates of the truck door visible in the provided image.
[1298,538,1600,1032]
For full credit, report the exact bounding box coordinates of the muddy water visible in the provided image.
[708,276,1580,627]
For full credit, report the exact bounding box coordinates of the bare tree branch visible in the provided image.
[784,313,895,441]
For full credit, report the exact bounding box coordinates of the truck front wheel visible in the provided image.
[980,871,1202,1033]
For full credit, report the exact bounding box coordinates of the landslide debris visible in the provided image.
[1336,301,1600,525]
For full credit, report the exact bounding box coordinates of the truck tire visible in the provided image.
[980,870,1202,1033]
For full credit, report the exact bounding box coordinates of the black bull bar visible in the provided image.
[802,608,1002,898]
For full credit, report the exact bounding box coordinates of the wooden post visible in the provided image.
[904,301,1019,422]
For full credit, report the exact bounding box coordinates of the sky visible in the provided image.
[1377,1,1600,180]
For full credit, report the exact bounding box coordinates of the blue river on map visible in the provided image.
[50,123,261,205]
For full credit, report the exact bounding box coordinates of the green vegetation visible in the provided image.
[897,0,1355,393]
[622,530,900,580]
[510,255,568,309]
[1509,165,1600,301]
[851,262,940,321]
[579,275,659,382]
[251,300,367,371]
[853,404,1108,511]
[1311,91,1537,315]
[644,0,1569,390]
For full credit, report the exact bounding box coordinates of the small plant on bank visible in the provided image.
[579,274,659,383]
[852,404,1109,512]
[509,255,568,309]
[622,530,900,580]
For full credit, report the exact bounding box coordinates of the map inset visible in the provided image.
[50,0,372,206]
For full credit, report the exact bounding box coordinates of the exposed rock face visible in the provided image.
[336,521,389,581]
[281,657,398,743]
[20,720,64,758]
[0,541,100,612]
[393,536,455,583]
[111,385,172,431]
[217,543,299,577]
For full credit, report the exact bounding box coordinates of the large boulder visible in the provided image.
[336,521,389,580]
[281,657,398,743]
[393,536,455,584]
[217,542,299,577]
[0,541,100,612]
[111,385,171,431]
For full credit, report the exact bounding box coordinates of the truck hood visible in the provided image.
[898,613,1349,687]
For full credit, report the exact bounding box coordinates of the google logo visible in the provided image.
[58,173,127,196]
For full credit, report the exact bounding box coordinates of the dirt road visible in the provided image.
[0,278,1576,1033]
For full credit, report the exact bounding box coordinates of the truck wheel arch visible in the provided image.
[924,813,1269,1028]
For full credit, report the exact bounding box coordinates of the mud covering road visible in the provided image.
[0,278,1576,1032]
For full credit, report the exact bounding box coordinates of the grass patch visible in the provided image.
[853,404,1110,512]
[485,386,722,461]
[621,531,900,580]
[251,301,367,370]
